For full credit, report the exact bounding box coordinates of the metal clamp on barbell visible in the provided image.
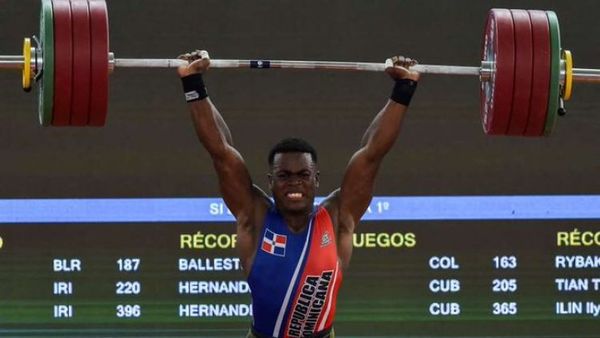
[0,1,599,137]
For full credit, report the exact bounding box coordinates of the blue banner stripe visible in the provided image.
[0,195,598,223]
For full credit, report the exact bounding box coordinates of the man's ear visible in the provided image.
[267,173,273,189]
[315,171,320,188]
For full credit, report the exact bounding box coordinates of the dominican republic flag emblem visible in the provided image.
[261,229,287,257]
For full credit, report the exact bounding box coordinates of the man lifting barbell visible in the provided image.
[177,50,419,338]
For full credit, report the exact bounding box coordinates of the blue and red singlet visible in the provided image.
[248,204,343,338]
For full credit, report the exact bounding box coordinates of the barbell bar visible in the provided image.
[6,56,600,82]
[1,0,599,136]
[0,51,488,73]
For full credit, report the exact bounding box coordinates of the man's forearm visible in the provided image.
[360,77,418,159]
[210,102,233,145]
[189,98,233,157]
[360,100,407,160]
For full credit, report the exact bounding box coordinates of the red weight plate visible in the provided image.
[480,9,515,135]
[51,0,73,126]
[524,10,551,136]
[507,9,533,135]
[88,0,109,126]
[70,0,91,126]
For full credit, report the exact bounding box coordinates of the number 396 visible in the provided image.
[116,304,141,318]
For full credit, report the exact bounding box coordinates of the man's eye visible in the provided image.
[277,174,288,179]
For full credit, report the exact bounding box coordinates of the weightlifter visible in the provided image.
[177,50,419,338]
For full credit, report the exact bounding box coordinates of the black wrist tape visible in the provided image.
[390,78,418,106]
[181,73,208,102]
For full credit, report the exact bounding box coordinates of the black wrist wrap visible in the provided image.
[390,78,418,106]
[181,73,208,102]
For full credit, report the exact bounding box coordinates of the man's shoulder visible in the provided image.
[319,188,340,207]
[319,189,341,225]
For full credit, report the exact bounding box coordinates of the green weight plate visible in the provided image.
[544,11,561,136]
[38,0,54,126]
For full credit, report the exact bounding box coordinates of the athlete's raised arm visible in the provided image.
[327,56,420,268]
[177,50,269,271]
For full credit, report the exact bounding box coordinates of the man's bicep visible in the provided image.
[213,146,257,217]
[339,149,379,223]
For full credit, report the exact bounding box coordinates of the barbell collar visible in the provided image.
[108,52,115,73]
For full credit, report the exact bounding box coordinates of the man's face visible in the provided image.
[268,152,319,214]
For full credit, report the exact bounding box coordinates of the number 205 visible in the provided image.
[492,278,517,292]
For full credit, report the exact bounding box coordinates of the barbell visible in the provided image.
[1,1,599,136]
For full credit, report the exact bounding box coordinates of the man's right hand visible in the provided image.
[385,55,420,81]
[177,50,211,77]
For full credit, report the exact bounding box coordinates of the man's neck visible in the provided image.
[281,210,312,234]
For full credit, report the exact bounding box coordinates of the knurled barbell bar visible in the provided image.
[1,0,600,136]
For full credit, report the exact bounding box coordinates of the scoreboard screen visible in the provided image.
[1,195,599,337]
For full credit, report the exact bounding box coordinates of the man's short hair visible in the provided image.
[268,138,318,166]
